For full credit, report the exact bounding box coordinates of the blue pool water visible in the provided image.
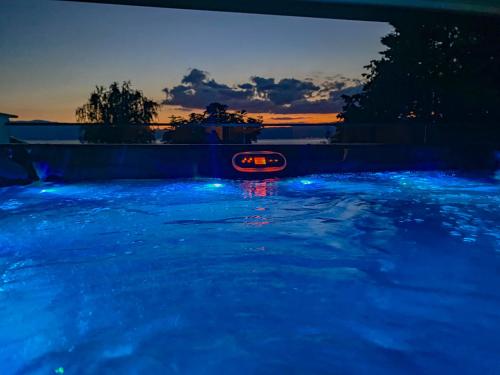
[1,172,499,374]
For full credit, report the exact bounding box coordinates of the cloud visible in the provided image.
[269,116,306,121]
[181,68,207,85]
[163,69,362,114]
[251,77,320,105]
[163,69,254,110]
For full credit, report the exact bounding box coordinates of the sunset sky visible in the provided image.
[0,0,392,124]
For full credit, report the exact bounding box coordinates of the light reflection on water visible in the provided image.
[0,171,499,374]
[242,179,278,198]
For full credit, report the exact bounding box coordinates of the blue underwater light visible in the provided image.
[207,183,224,188]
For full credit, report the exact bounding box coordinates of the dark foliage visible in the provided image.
[339,17,500,128]
[77,81,160,143]
[162,103,263,144]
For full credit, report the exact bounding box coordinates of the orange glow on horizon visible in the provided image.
[9,105,340,125]
[158,108,340,124]
[256,112,340,124]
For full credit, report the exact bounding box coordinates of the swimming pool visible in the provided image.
[1,172,499,374]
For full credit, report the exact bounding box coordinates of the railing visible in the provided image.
[7,122,337,127]
[6,122,337,144]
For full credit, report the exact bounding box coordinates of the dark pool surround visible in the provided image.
[0,144,498,185]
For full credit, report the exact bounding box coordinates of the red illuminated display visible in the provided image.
[232,151,287,173]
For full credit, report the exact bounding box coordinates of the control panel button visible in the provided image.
[232,151,287,173]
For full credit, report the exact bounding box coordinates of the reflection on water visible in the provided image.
[242,179,278,198]
[0,172,499,374]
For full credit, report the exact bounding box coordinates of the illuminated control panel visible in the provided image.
[232,151,287,173]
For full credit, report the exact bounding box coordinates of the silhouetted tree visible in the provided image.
[163,103,263,144]
[339,17,500,131]
[77,81,160,143]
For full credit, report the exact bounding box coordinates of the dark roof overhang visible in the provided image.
[59,0,500,22]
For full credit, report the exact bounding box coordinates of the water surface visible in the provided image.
[1,172,499,374]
